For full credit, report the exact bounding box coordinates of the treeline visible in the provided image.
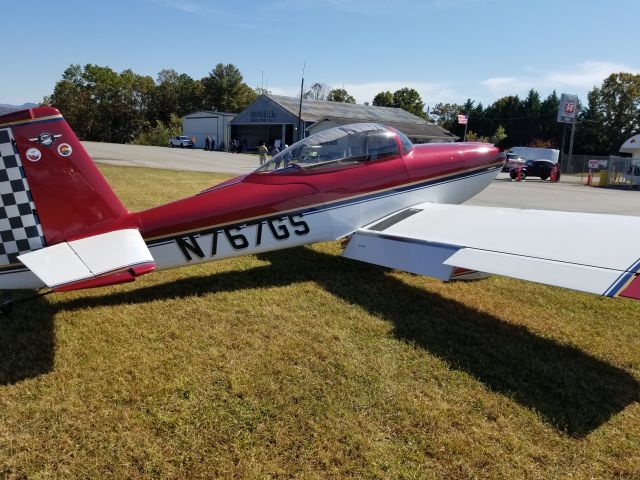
[44,63,257,144]
[431,72,640,155]
[44,63,639,155]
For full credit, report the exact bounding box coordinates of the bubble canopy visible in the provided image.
[254,123,409,173]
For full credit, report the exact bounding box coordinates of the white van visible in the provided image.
[509,147,559,163]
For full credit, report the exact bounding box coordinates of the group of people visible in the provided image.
[203,136,217,151]
[257,141,291,167]
[229,139,246,154]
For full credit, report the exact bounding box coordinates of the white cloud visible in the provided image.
[341,81,459,105]
[272,0,494,15]
[546,61,638,88]
[267,81,460,106]
[482,60,640,100]
[148,0,203,14]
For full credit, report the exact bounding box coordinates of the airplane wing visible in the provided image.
[342,203,640,300]
[18,229,156,292]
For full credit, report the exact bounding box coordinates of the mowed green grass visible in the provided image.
[1,164,640,479]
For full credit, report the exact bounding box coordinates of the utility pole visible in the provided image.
[568,121,576,160]
[463,111,470,142]
[297,62,305,142]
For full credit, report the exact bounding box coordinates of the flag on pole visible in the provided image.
[457,114,468,125]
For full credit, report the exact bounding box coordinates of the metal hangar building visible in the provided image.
[182,111,236,150]
[230,94,457,150]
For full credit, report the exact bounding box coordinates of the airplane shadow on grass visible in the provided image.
[0,294,55,386]
[3,246,638,437]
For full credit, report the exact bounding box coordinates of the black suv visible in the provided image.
[509,159,557,180]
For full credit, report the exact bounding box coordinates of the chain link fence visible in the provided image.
[561,154,640,188]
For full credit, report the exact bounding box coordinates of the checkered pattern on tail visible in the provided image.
[0,128,46,266]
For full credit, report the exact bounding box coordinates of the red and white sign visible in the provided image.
[557,93,578,123]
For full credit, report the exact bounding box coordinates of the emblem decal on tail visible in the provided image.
[26,147,41,162]
[57,143,72,157]
[28,132,61,147]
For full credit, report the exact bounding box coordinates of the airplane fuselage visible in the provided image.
[138,143,502,272]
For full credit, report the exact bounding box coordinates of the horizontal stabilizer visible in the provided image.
[18,229,155,290]
[343,203,640,300]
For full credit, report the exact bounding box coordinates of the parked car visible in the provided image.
[501,152,526,172]
[168,136,194,148]
[509,159,557,180]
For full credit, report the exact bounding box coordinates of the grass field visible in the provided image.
[1,164,639,479]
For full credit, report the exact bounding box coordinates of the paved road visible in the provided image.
[467,173,640,216]
[84,142,640,216]
[83,141,260,174]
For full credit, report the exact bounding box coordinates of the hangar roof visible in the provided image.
[231,94,457,141]
[267,94,431,125]
[184,110,236,118]
[310,116,458,140]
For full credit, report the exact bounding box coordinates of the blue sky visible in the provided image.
[2,0,639,108]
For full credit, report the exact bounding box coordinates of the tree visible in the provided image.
[152,69,204,123]
[304,82,330,100]
[581,72,640,153]
[431,102,464,128]
[132,113,182,146]
[538,90,563,149]
[327,88,356,103]
[201,63,256,112]
[372,91,394,107]
[254,87,271,96]
[465,131,489,142]
[491,124,508,146]
[113,68,156,143]
[48,64,155,143]
[392,88,426,118]
[47,64,93,139]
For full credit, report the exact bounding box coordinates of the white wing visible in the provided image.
[342,203,640,300]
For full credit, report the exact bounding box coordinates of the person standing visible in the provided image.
[258,141,268,165]
[211,137,216,151]
[205,136,211,151]
[190,136,196,149]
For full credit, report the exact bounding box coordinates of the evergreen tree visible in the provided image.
[201,63,256,112]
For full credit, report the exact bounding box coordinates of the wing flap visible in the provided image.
[343,231,457,280]
[18,229,155,289]
[343,203,640,299]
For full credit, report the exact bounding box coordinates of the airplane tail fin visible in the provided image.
[0,107,154,290]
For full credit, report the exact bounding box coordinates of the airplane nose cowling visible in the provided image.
[402,143,500,182]
[461,143,500,170]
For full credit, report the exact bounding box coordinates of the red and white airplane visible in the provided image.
[0,106,639,305]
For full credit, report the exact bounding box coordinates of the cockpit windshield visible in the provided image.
[254,123,400,173]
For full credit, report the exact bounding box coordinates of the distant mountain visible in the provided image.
[0,102,38,115]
